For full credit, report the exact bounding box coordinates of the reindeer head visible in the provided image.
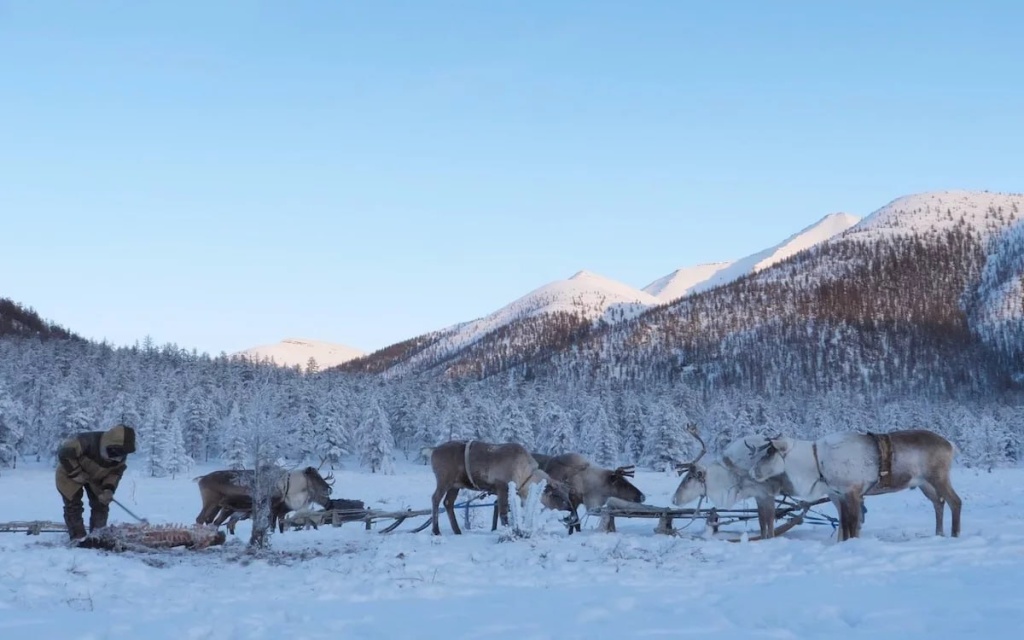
[748,437,792,482]
[607,465,645,503]
[302,466,335,508]
[672,424,709,506]
[526,470,574,512]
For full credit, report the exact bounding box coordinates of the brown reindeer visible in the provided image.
[495,453,645,534]
[194,466,334,534]
[749,429,962,541]
[430,440,573,535]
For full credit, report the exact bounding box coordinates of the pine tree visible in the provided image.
[181,386,215,462]
[315,391,351,468]
[143,396,170,477]
[0,382,25,468]
[222,401,247,470]
[359,398,395,474]
[541,402,575,454]
[498,399,534,449]
[165,411,193,478]
[646,410,692,472]
[591,404,620,468]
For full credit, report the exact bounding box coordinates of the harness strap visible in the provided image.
[868,432,894,489]
[811,442,827,494]
[464,440,480,490]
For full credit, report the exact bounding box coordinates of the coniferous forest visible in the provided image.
[2,195,1023,476]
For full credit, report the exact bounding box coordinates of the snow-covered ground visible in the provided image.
[2,459,1023,639]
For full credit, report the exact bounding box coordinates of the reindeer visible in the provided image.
[672,426,793,539]
[748,429,962,541]
[430,440,573,535]
[194,466,335,534]
[501,453,645,534]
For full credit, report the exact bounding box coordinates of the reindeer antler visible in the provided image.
[323,471,335,486]
[675,423,707,476]
[612,465,636,479]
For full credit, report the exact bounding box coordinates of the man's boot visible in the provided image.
[62,498,86,540]
[88,500,110,532]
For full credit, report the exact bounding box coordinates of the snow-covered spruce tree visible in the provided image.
[165,411,193,478]
[0,382,25,469]
[141,396,170,477]
[242,381,286,550]
[540,401,576,454]
[48,384,94,456]
[498,399,534,450]
[314,391,351,469]
[221,401,247,470]
[181,386,216,462]
[646,409,694,472]
[359,397,395,474]
[589,403,620,468]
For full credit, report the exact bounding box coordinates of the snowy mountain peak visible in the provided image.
[844,190,1024,242]
[234,338,365,371]
[642,263,734,301]
[644,211,861,302]
[751,211,861,273]
[381,270,659,376]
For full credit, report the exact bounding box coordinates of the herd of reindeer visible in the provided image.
[192,425,963,543]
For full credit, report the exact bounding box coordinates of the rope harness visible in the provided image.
[464,440,480,491]
[809,442,828,496]
[867,432,894,490]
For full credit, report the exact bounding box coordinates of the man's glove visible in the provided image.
[98,489,114,505]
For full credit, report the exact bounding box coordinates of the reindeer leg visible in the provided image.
[444,488,462,535]
[756,497,773,539]
[847,492,864,539]
[213,506,232,528]
[942,481,958,536]
[496,484,510,528]
[197,502,220,526]
[933,477,962,536]
[491,501,500,532]
[919,483,945,536]
[829,496,847,542]
[934,477,962,537]
[430,484,446,536]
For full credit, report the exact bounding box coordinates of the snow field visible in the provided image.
[2,460,1023,639]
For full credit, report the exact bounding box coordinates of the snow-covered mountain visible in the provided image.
[644,212,861,302]
[234,338,365,371]
[362,270,659,377]
[841,190,1020,242]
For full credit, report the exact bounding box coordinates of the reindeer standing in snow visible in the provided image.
[748,429,962,541]
[672,426,794,539]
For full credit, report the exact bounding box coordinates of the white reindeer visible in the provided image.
[748,429,962,541]
[672,428,793,539]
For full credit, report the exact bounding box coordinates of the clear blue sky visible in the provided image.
[2,2,1022,356]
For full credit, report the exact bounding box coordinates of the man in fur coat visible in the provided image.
[55,424,137,540]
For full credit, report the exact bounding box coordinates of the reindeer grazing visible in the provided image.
[430,440,573,535]
[194,466,335,534]
[509,453,645,534]
[672,426,793,539]
[748,429,962,541]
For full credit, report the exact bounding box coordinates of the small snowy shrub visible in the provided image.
[499,479,545,542]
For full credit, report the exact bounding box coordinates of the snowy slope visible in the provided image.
[642,262,733,301]
[234,338,365,370]
[2,459,1023,639]
[386,270,659,375]
[645,212,860,301]
[842,190,1024,242]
